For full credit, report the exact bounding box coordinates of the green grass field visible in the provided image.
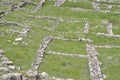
[0,0,120,80]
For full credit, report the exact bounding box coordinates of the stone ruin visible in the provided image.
[27,35,52,78]
[86,44,105,80]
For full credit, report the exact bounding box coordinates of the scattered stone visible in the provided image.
[15,38,23,41]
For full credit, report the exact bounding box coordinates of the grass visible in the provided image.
[55,22,84,32]
[47,39,86,54]
[97,48,120,80]
[62,1,93,9]
[39,54,90,80]
[0,0,120,80]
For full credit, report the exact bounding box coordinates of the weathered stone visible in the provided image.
[107,23,113,35]
[1,56,9,61]
[0,67,9,72]
[28,36,52,71]
[83,22,89,33]
[8,65,16,70]
[15,38,23,41]
[27,70,38,78]
[40,72,49,79]
[86,44,104,80]
[2,61,13,65]
[1,74,8,80]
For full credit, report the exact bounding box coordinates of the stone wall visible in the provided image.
[86,44,104,80]
[27,35,52,78]
[52,36,93,43]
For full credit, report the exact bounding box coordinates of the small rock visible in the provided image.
[8,65,16,70]
[40,72,49,79]
[15,38,23,41]
[2,61,13,65]
[13,42,18,45]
